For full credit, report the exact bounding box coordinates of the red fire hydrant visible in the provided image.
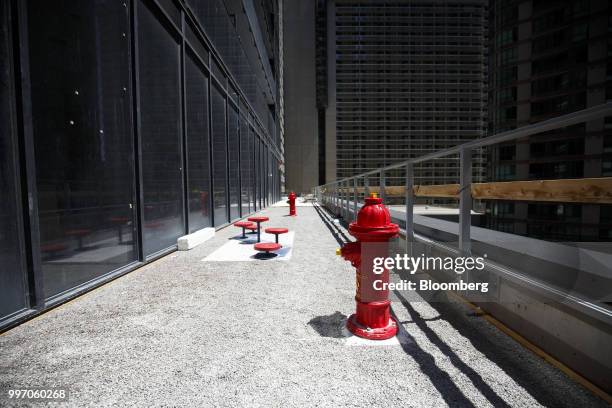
[337,192,399,340]
[287,191,297,216]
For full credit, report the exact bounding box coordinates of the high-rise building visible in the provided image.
[0,0,284,330]
[316,0,489,186]
[486,0,612,241]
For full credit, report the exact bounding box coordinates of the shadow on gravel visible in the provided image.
[313,204,352,246]
[308,312,348,338]
[393,290,511,408]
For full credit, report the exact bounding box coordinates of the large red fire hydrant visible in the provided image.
[287,191,297,216]
[337,193,399,340]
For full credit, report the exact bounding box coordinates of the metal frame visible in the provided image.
[316,102,612,322]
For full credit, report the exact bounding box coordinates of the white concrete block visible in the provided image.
[177,227,215,251]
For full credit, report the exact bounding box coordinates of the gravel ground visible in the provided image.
[0,205,607,408]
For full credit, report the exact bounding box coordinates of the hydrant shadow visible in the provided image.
[308,311,349,338]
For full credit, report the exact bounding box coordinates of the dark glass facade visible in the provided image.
[0,0,283,330]
[486,0,612,241]
[0,0,28,319]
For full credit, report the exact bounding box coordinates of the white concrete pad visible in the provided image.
[203,231,295,262]
[341,319,413,347]
[178,227,215,250]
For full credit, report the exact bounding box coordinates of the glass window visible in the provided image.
[1,1,28,318]
[251,127,258,211]
[211,85,228,225]
[228,105,240,220]
[185,52,212,232]
[239,115,251,215]
[138,0,184,256]
[27,1,137,297]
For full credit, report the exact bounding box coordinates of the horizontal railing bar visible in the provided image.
[318,102,612,188]
[325,177,612,204]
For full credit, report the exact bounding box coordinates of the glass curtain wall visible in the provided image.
[185,52,212,232]
[239,115,251,215]
[0,0,28,320]
[138,0,184,256]
[0,0,281,328]
[228,104,240,220]
[211,84,228,226]
[26,0,138,297]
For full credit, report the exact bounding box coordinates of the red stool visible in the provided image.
[234,221,255,238]
[264,227,289,244]
[253,242,282,259]
[247,216,269,242]
[244,224,258,234]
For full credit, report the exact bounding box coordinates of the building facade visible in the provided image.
[486,0,612,241]
[0,0,283,330]
[316,0,489,186]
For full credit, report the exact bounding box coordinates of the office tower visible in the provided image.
[486,0,611,241]
[315,0,489,186]
[0,0,283,330]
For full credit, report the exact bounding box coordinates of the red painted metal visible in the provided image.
[248,216,269,242]
[288,192,297,216]
[265,227,289,243]
[338,193,399,340]
[234,221,256,238]
[254,242,282,253]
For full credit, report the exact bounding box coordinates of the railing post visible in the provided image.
[405,163,414,255]
[459,147,472,255]
[380,171,386,202]
[364,177,369,197]
[353,177,358,222]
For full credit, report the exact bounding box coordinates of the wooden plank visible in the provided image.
[331,177,612,203]
[472,178,612,204]
[414,184,460,198]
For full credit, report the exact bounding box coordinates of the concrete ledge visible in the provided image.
[177,227,215,251]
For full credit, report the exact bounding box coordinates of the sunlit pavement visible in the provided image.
[0,205,606,408]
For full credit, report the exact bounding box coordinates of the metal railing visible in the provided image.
[315,102,612,257]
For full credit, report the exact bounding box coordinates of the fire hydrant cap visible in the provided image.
[349,195,399,239]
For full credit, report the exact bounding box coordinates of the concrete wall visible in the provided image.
[282,0,318,194]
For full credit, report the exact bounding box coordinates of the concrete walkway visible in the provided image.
[0,205,607,407]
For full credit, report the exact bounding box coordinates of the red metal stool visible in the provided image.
[244,224,258,234]
[234,221,255,238]
[264,227,289,244]
[247,216,269,242]
[253,242,282,259]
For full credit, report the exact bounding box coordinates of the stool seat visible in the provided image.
[248,216,269,223]
[244,225,258,231]
[264,228,288,234]
[254,242,282,252]
[234,221,256,239]
[264,227,289,244]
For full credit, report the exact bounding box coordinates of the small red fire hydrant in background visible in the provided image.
[288,191,297,216]
[337,192,399,340]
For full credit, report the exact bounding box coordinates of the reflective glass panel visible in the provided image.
[211,85,228,226]
[0,1,27,317]
[138,0,184,256]
[239,115,250,215]
[228,105,240,221]
[185,53,212,232]
[27,0,137,297]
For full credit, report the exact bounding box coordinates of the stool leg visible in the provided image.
[275,235,279,244]
[257,223,261,242]
[241,227,246,239]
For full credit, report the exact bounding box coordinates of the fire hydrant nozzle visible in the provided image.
[337,194,399,340]
[335,248,341,256]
